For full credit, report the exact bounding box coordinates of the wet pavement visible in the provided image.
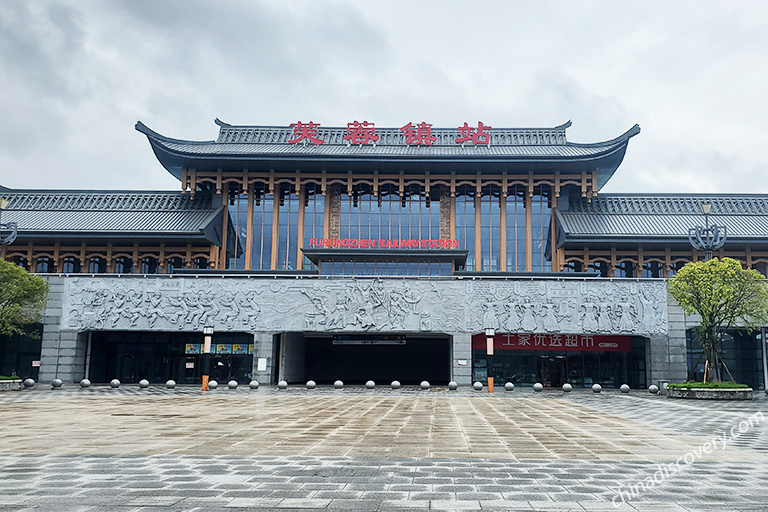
[1,384,767,511]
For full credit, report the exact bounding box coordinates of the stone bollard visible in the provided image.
[334,380,344,389]
[80,379,91,388]
[391,380,401,389]
[504,382,515,391]
[420,381,430,390]
[592,383,602,393]
[249,380,260,390]
[139,379,150,389]
[533,382,544,392]
[23,378,35,388]
[306,380,316,389]
[110,379,121,389]
[448,381,458,390]
[648,384,659,394]
[51,379,63,390]
[227,380,238,390]
[208,380,219,390]
[365,380,375,389]
[278,380,288,389]
[473,381,483,391]
[165,379,176,389]
[562,383,573,392]
[620,384,630,394]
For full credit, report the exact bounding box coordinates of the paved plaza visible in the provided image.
[1,385,767,511]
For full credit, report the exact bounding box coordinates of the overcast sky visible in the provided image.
[1,1,766,194]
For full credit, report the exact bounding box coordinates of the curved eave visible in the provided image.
[137,122,638,189]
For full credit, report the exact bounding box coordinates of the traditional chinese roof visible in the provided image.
[136,120,640,189]
[555,194,768,247]
[0,188,224,244]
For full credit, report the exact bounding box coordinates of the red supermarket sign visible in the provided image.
[471,333,632,353]
[309,238,460,249]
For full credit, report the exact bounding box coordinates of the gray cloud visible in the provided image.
[0,1,766,193]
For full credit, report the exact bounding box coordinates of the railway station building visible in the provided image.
[1,118,766,389]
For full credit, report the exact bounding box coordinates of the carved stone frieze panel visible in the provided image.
[61,276,668,336]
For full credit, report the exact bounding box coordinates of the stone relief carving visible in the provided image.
[62,277,668,336]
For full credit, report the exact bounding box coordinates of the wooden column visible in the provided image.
[209,245,218,270]
[158,244,166,273]
[220,203,229,269]
[270,190,279,270]
[133,243,140,273]
[296,185,306,270]
[185,244,192,269]
[53,242,61,273]
[525,194,532,272]
[665,247,672,278]
[550,212,557,272]
[106,243,113,273]
[245,184,254,270]
[474,194,481,272]
[499,191,507,272]
[324,187,331,239]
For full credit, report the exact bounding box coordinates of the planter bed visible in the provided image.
[0,380,22,391]
[667,387,753,400]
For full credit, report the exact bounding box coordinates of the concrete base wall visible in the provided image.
[642,292,688,387]
[32,275,689,386]
[279,332,306,383]
[251,332,276,384]
[451,333,472,385]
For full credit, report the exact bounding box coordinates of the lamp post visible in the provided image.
[485,327,495,393]
[202,326,213,391]
[0,197,18,247]
[688,201,726,261]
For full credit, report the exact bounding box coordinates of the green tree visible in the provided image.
[0,259,49,336]
[669,257,768,382]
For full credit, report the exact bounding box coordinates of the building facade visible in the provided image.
[1,118,766,389]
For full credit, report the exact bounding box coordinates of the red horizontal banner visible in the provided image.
[471,333,633,353]
[309,238,460,249]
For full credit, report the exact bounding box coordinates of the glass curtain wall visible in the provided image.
[276,184,300,270]
[339,184,439,241]
[303,184,325,269]
[480,185,501,271]
[506,186,526,272]
[455,185,476,271]
[227,188,248,270]
[530,186,552,272]
[251,186,273,270]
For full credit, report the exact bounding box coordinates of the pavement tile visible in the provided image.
[2,387,768,510]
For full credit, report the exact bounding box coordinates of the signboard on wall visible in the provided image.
[471,333,633,353]
[309,238,459,249]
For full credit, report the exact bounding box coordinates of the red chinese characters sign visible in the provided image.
[286,120,495,146]
[343,121,379,145]
[456,122,492,145]
[288,121,324,145]
[309,238,460,249]
[471,333,633,353]
[401,122,437,146]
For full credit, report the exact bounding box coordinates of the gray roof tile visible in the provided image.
[560,194,768,240]
[0,190,219,237]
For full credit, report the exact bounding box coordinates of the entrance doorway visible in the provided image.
[538,355,566,387]
[89,331,254,384]
[279,333,451,385]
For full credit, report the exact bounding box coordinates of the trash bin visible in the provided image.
[658,380,670,396]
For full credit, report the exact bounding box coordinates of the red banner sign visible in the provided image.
[309,238,460,249]
[471,333,633,353]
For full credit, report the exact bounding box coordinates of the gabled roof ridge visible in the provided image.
[0,190,213,212]
[570,194,768,215]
